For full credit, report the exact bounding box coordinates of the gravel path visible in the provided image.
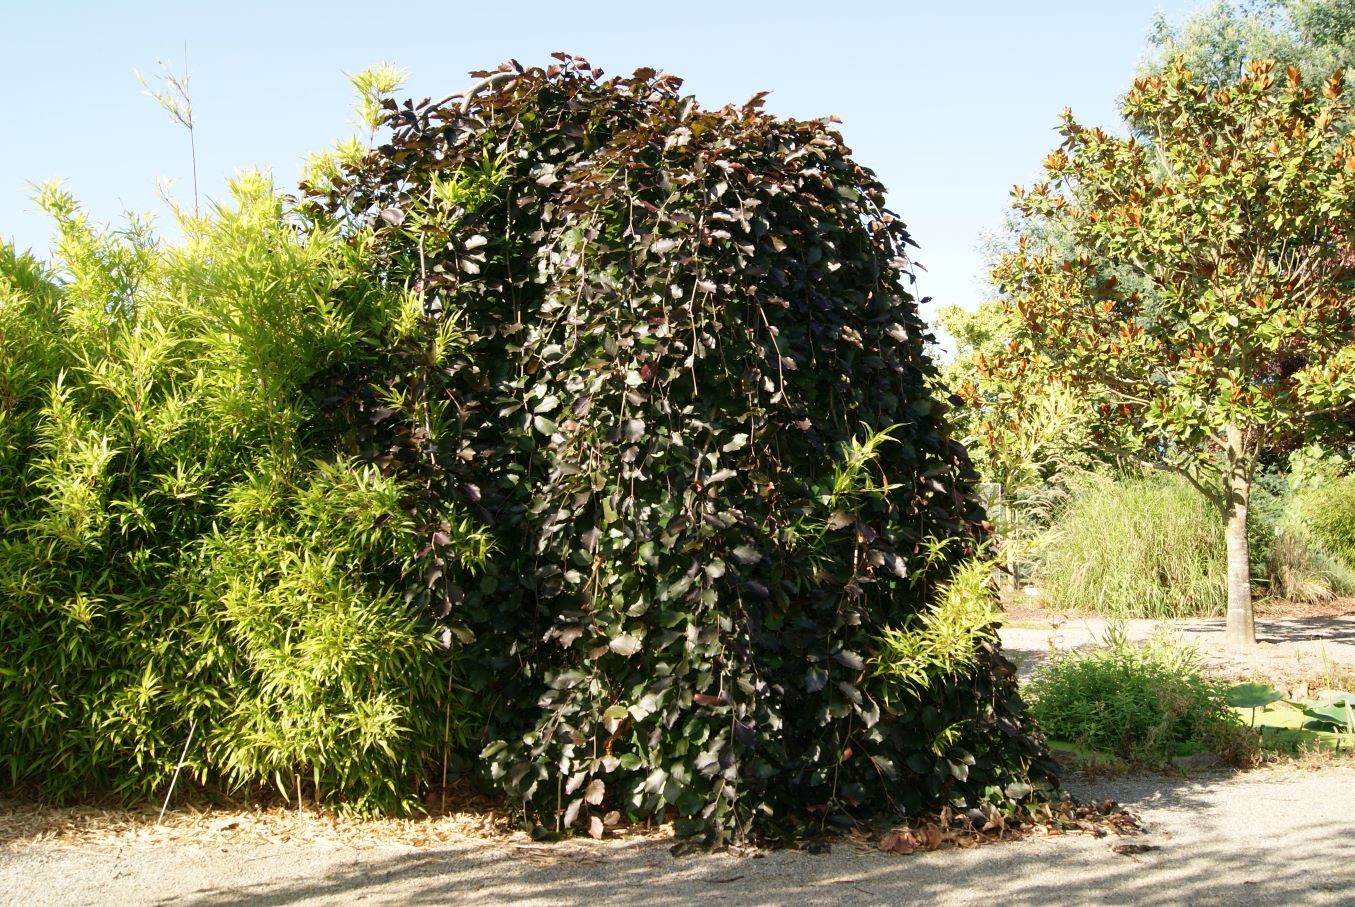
[4,767,1353,906]
[6,617,1352,906]
[999,612,1355,682]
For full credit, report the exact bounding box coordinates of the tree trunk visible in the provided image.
[1223,425,1255,647]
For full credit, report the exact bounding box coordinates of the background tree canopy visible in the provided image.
[1145,0,1355,91]
[988,58,1355,645]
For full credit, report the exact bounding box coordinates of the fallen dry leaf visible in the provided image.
[878,830,917,855]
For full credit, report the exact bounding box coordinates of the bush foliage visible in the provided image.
[0,177,489,812]
[1,57,1057,838]
[308,56,1057,839]
[1025,627,1258,769]
[1288,474,1355,568]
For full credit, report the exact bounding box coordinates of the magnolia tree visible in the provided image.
[990,58,1355,646]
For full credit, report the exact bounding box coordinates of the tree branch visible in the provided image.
[1097,441,1225,510]
[433,71,522,115]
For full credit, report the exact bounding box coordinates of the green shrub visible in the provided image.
[313,56,1058,840]
[1036,472,1225,618]
[1287,475,1355,567]
[0,176,489,812]
[1025,627,1257,769]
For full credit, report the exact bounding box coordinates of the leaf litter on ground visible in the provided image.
[874,798,1144,856]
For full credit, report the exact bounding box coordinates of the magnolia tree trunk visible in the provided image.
[1223,425,1256,647]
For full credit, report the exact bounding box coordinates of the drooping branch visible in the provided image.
[431,69,523,115]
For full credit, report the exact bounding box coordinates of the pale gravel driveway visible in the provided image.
[4,767,1353,906]
[998,612,1355,681]
[6,618,1353,906]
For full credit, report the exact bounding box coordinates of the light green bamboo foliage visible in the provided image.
[193,461,446,812]
[0,244,64,490]
[872,556,1003,697]
[0,175,489,812]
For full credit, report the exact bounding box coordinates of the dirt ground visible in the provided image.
[3,766,1353,906]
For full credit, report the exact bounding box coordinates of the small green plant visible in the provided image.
[1025,626,1257,769]
[1036,472,1226,618]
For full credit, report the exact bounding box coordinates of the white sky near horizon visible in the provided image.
[1,0,1203,342]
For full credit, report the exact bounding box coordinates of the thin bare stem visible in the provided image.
[157,717,198,824]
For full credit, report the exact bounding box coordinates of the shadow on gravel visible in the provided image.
[1000,614,1355,680]
[162,774,1355,907]
[1175,616,1355,647]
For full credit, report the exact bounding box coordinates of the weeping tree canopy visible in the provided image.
[306,54,1056,841]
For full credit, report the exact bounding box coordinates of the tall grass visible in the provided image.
[1266,532,1355,603]
[1035,472,1226,618]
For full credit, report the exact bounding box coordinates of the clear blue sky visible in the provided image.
[2,0,1202,326]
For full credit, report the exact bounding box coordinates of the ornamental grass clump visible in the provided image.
[1287,475,1355,569]
[1037,472,1226,619]
[311,55,1058,840]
